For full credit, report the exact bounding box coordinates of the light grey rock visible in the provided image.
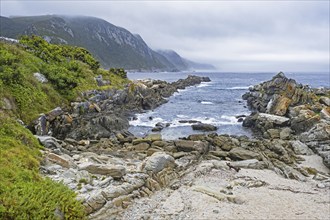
[143,152,175,173]
[320,108,330,120]
[290,140,313,155]
[319,96,330,106]
[280,127,293,140]
[86,191,106,212]
[36,136,62,149]
[33,72,48,83]
[79,163,126,178]
[258,113,290,126]
[300,122,330,142]
[229,159,266,169]
[47,153,72,168]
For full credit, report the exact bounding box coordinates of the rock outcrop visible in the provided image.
[29,75,211,140]
[34,73,329,219]
[242,72,330,168]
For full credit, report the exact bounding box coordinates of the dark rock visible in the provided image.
[191,123,217,131]
[179,120,201,124]
[290,110,320,133]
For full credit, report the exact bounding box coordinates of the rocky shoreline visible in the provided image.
[34,73,329,219]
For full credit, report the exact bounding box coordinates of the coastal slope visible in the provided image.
[0,15,215,71]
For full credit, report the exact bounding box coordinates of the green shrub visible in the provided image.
[0,114,86,219]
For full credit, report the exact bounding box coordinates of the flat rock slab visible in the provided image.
[79,163,126,178]
[258,113,290,125]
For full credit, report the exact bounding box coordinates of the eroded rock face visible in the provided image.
[242,72,314,116]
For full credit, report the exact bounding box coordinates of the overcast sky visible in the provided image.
[1,0,329,72]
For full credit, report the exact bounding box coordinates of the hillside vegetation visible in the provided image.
[0,15,215,71]
[0,36,128,219]
[0,35,128,122]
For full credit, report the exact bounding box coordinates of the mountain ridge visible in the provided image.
[0,15,215,71]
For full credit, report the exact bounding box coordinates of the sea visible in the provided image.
[127,72,330,140]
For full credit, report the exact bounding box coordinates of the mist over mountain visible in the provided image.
[0,15,215,71]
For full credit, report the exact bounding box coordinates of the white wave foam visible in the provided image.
[200,101,214,105]
[219,115,240,125]
[197,82,211,88]
[176,114,189,118]
[129,116,166,127]
[226,86,252,90]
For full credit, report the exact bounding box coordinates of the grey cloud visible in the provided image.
[1,0,329,72]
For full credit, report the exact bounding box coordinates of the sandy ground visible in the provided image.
[120,155,330,220]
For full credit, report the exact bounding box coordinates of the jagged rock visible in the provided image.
[273,160,306,181]
[243,72,314,114]
[37,136,62,149]
[290,110,320,133]
[191,123,217,131]
[243,113,290,135]
[280,127,293,140]
[319,96,330,106]
[143,152,175,173]
[267,129,280,139]
[46,107,64,122]
[290,140,313,155]
[212,136,239,151]
[320,107,330,120]
[79,163,126,178]
[85,191,106,213]
[228,147,259,161]
[175,140,209,153]
[300,122,330,142]
[266,95,291,116]
[47,153,72,168]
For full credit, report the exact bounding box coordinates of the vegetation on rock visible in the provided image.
[0,36,129,219]
[0,114,86,219]
[0,35,128,122]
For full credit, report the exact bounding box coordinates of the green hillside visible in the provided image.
[0,36,128,219]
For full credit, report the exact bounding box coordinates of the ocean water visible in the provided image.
[127,72,330,140]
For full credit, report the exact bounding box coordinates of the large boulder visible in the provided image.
[243,113,290,135]
[143,152,175,173]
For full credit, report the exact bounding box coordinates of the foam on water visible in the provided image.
[201,101,214,105]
